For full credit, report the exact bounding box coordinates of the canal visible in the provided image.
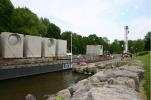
[0,69,89,100]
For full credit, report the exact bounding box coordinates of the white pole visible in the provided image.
[124,26,129,53]
[71,33,73,67]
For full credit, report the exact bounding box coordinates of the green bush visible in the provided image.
[136,51,149,56]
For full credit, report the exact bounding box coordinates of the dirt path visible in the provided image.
[139,80,147,100]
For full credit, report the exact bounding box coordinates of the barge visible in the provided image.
[0,32,112,80]
[0,55,111,80]
[0,57,72,80]
[0,62,72,80]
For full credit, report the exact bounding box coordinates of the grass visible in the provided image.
[133,51,150,100]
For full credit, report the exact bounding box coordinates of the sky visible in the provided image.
[10,0,151,42]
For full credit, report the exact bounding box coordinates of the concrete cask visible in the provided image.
[24,35,42,57]
[41,38,56,57]
[0,32,24,58]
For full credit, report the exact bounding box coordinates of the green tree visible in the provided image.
[61,31,72,52]
[81,36,89,54]
[110,39,122,53]
[0,0,14,32]
[134,39,145,53]
[61,31,89,54]
[47,23,61,38]
[38,19,47,36]
[11,7,42,36]
[103,37,110,44]
[128,40,135,53]
[102,37,110,51]
[127,39,144,53]
[72,33,84,54]
[41,18,61,39]
[87,34,99,45]
[40,18,50,37]
[144,32,151,51]
[119,40,124,52]
[87,34,110,50]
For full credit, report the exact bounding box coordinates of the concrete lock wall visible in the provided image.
[24,35,42,57]
[56,39,67,57]
[0,32,24,58]
[41,38,56,57]
[86,45,103,55]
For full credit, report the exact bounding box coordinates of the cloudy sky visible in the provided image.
[11,0,151,42]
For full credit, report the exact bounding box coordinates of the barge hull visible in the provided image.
[0,63,71,80]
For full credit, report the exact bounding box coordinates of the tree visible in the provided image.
[0,0,14,32]
[61,31,90,54]
[144,32,151,51]
[38,19,47,36]
[119,40,124,52]
[134,39,144,52]
[103,37,110,44]
[110,39,122,53]
[40,18,50,37]
[61,31,72,52]
[128,40,135,53]
[88,34,99,45]
[102,37,110,51]
[47,23,61,38]
[11,7,42,36]
[41,18,61,39]
[72,33,84,54]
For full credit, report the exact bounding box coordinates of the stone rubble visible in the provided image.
[72,59,128,75]
[46,60,143,100]
[27,60,144,100]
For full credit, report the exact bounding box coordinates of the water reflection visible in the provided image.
[0,69,88,100]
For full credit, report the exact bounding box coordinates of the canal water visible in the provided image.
[0,69,89,100]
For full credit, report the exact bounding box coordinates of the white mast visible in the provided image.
[70,33,73,67]
[124,26,129,53]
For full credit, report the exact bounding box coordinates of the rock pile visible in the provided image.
[72,59,128,75]
[46,60,144,100]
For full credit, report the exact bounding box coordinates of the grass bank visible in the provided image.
[133,51,150,100]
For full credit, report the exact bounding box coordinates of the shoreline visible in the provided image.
[41,59,144,100]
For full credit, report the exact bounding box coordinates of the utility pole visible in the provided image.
[124,26,129,53]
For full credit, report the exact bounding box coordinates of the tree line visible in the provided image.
[0,0,150,54]
[61,31,150,54]
[0,0,61,38]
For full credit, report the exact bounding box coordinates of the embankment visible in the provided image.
[27,59,144,100]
